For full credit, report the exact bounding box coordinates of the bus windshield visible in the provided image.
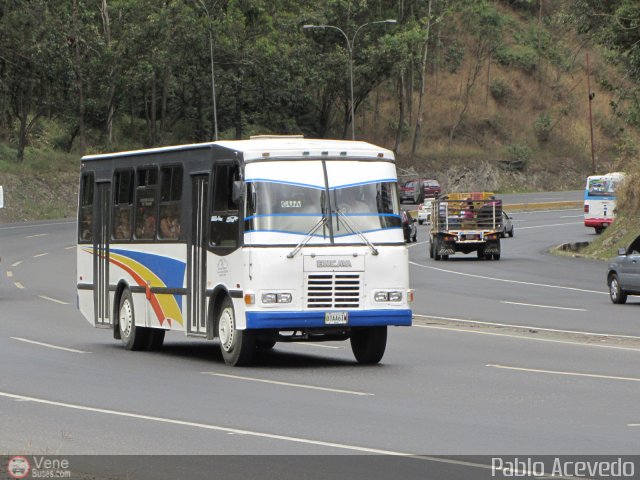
[245,181,401,242]
[587,176,621,197]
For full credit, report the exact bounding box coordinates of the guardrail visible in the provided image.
[502,200,582,212]
[408,200,581,218]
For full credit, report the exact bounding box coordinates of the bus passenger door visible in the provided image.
[94,182,112,327]
[188,175,209,336]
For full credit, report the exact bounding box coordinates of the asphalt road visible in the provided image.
[0,198,639,479]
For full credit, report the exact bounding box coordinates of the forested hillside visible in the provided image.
[0,0,639,221]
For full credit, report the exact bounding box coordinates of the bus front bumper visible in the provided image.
[245,309,412,329]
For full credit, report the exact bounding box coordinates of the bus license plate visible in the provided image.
[325,312,348,325]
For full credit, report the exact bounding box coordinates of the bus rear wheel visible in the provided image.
[350,326,387,365]
[118,289,150,351]
[217,296,255,366]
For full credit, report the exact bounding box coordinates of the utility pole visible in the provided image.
[586,53,596,174]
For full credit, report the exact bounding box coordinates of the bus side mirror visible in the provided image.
[232,181,243,205]
[0,185,4,209]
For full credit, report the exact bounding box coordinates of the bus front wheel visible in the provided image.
[217,296,255,366]
[350,326,387,365]
[118,289,150,351]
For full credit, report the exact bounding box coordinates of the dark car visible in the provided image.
[608,234,640,304]
[400,179,441,204]
[401,209,417,243]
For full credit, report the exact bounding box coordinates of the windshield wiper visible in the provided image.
[334,209,379,256]
[286,216,328,259]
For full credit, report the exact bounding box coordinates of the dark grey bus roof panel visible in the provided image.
[80,138,395,164]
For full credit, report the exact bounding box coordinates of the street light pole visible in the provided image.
[196,0,219,141]
[304,20,396,140]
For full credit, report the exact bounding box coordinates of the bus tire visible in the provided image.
[147,329,165,351]
[350,326,387,365]
[217,296,255,366]
[118,289,150,351]
[256,339,277,350]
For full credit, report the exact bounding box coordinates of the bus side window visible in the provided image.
[159,166,183,240]
[113,170,133,240]
[134,167,158,241]
[210,163,240,248]
[79,173,94,242]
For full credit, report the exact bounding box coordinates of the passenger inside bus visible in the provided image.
[81,210,92,241]
[335,186,370,214]
[114,210,131,239]
[136,212,156,239]
[160,207,181,239]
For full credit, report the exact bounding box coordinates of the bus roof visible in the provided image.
[81,138,395,163]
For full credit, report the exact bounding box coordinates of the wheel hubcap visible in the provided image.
[218,308,235,352]
[120,299,133,338]
[611,279,618,299]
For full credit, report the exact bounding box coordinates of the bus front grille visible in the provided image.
[306,273,361,309]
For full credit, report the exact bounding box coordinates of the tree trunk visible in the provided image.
[393,72,405,155]
[234,74,243,139]
[411,0,433,158]
[150,74,157,145]
[72,0,86,153]
[101,0,116,146]
[161,69,169,142]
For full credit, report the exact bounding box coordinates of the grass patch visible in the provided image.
[574,215,640,260]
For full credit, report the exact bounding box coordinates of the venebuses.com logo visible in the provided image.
[5,455,72,479]
[7,456,30,479]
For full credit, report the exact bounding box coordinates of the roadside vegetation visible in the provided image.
[0,1,639,229]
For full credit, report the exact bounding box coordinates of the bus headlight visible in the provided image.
[374,291,389,302]
[388,291,403,302]
[262,293,277,304]
[374,291,403,302]
[277,293,292,303]
[261,292,292,304]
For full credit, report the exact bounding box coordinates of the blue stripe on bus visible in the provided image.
[244,213,401,221]
[328,179,397,189]
[245,179,398,190]
[245,227,402,237]
[246,179,325,189]
[245,309,412,329]
[110,249,186,307]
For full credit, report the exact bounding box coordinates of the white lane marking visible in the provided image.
[0,390,412,456]
[487,364,640,383]
[413,314,640,340]
[518,222,582,230]
[14,282,25,289]
[500,301,587,312]
[203,373,372,396]
[65,245,76,250]
[25,233,48,239]
[33,253,49,258]
[6,271,12,278]
[293,342,341,350]
[508,208,581,215]
[0,221,75,231]
[409,262,608,295]
[407,241,429,248]
[11,261,22,267]
[560,215,583,218]
[10,337,89,354]
[39,295,70,305]
[414,324,640,352]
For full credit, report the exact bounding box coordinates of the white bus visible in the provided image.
[584,172,625,234]
[77,137,412,366]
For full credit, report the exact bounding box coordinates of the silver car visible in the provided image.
[501,211,514,237]
[608,235,640,304]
